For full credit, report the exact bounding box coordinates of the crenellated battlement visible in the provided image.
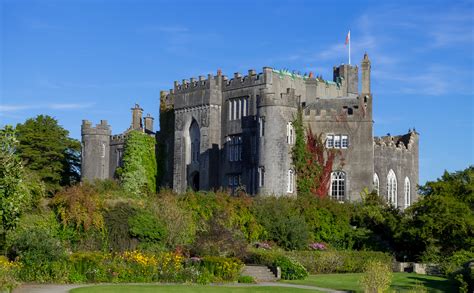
[374,131,418,151]
[223,69,266,90]
[110,134,126,144]
[81,119,111,136]
[173,73,218,93]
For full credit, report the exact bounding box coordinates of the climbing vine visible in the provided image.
[117,130,157,196]
[292,109,341,197]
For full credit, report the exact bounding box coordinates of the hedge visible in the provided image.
[287,250,393,274]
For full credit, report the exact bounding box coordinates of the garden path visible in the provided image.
[13,282,349,293]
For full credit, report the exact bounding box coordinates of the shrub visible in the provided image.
[128,209,166,243]
[274,255,308,280]
[192,212,247,258]
[112,250,160,282]
[238,275,256,283]
[7,228,68,283]
[253,196,310,250]
[69,251,111,283]
[51,183,105,232]
[287,250,393,274]
[153,195,196,249]
[104,201,139,252]
[360,260,392,293]
[0,256,19,291]
[198,256,243,282]
[246,248,307,280]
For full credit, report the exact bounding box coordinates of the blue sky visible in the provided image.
[1,0,473,184]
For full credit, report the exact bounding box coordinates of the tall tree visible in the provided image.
[15,115,80,193]
[0,126,32,238]
[396,166,474,261]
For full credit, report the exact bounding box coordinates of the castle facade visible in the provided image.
[81,53,419,209]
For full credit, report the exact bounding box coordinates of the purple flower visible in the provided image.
[309,242,327,250]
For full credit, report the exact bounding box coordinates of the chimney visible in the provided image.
[144,113,154,133]
[131,104,143,130]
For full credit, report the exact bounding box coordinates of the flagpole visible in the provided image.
[348,30,351,65]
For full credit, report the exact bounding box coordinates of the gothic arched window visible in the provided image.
[330,171,346,201]
[404,177,411,208]
[387,169,397,206]
[373,173,380,195]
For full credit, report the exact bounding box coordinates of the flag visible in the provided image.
[345,30,350,45]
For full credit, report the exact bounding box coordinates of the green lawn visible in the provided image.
[283,272,458,292]
[70,284,322,293]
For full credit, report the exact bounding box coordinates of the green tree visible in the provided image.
[253,196,309,250]
[117,130,157,196]
[0,126,33,248]
[396,167,474,261]
[15,115,80,193]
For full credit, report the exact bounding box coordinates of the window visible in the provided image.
[287,170,294,193]
[228,135,242,162]
[404,177,411,207]
[330,171,346,201]
[228,174,241,192]
[101,143,106,158]
[229,97,249,120]
[373,173,380,195]
[326,134,349,149]
[387,169,397,206]
[259,117,265,137]
[236,99,241,119]
[341,135,349,148]
[334,135,341,148]
[258,166,265,187]
[287,122,294,144]
[245,97,249,116]
[326,135,334,148]
[191,139,199,162]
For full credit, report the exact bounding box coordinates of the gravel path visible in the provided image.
[13,282,348,293]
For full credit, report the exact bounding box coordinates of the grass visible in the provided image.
[70,284,322,293]
[283,272,458,292]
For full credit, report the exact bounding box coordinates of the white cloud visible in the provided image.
[0,103,95,113]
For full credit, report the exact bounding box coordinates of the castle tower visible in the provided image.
[333,64,359,95]
[361,52,371,94]
[256,67,299,196]
[81,120,111,181]
[131,104,143,130]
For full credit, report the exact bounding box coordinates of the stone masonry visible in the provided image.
[81,53,419,209]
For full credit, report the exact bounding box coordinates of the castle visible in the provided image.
[81,53,419,209]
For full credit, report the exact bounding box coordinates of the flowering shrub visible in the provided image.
[155,251,185,281]
[255,241,272,250]
[0,256,19,291]
[113,251,159,282]
[309,242,327,251]
[199,256,243,282]
[69,251,111,282]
